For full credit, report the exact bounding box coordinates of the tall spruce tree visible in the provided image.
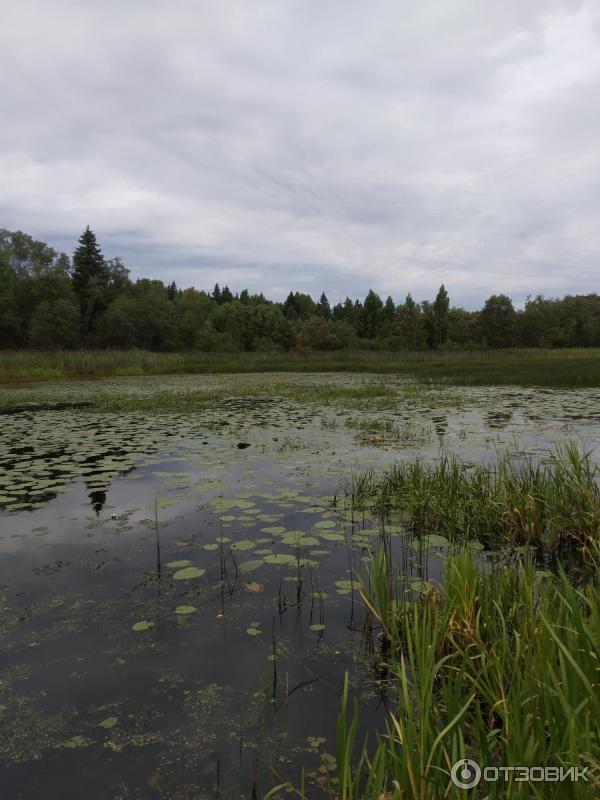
[316,292,331,318]
[72,226,109,337]
[433,284,450,346]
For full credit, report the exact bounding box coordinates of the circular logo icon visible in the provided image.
[450,758,482,789]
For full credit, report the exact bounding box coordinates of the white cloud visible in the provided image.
[1,0,598,307]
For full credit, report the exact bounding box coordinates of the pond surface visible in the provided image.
[1,374,599,799]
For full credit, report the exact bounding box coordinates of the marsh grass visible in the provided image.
[1,348,600,387]
[0,379,400,414]
[333,544,600,799]
[350,444,600,551]
[344,417,432,447]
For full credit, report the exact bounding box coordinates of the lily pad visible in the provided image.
[243,582,264,593]
[423,534,451,547]
[239,560,263,573]
[175,605,197,615]
[132,620,154,632]
[264,553,296,565]
[61,735,90,749]
[173,566,205,580]
[231,540,254,551]
[281,533,320,546]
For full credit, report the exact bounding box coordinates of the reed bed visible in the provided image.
[350,444,600,551]
[1,348,599,387]
[334,544,600,799]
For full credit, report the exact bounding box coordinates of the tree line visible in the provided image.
[1,227,599,352]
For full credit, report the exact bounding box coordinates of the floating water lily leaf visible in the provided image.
[61,735,90,749]
[335,580,354,590]
[173,566,205,580]
[260,526,286,534]
[156,497,178,508]
[243,582,264,593]
[165,559,192,568]
[99,717,118,729]
[175,605,197,615]
[132,620,154,631]
[309,623,326,631]
[263,554,296,565]
[239,560,263,573]
[246,627,261,636]
[314,520,336,529]
[203,543,218,551]
[281,533,319,546]
[231,540,254,551]
[423,534,451,547]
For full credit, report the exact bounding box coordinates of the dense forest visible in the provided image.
[1,227,599,352]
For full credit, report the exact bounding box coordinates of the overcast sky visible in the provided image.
[1,0,599,308]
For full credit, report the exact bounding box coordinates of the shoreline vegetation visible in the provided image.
[3,227,600,362]
[282,447,600,798]
[0,347,599,387]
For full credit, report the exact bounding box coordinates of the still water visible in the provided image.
[1,375,599,798]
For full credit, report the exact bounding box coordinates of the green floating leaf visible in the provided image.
[423,534,451,547]
[61,735,90,749]
[314,520,336,529]
[175,605,197,615]
[99,717,118,729]
[165,559,192,568]
[263,554,296,565]
[335,580,354,590]
[173,566,205,580]
[239,560,263,573]
[260,526,286,534]
[310,623,326,631]
[231,540,254,551]
[281,533,319,546]
[203,543,219,551]
[243,582,264,593]
[132,620,154,632]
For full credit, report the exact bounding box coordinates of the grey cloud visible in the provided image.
[1,0,599,309]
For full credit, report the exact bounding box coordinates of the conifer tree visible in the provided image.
[72,226,109,337]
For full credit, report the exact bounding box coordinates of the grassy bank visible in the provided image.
[280,448,600,799]
[332,545,600,799]
[0,347,599,387]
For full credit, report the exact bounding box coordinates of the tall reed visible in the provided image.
[337,544,600,798]
[350,444,600,551]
